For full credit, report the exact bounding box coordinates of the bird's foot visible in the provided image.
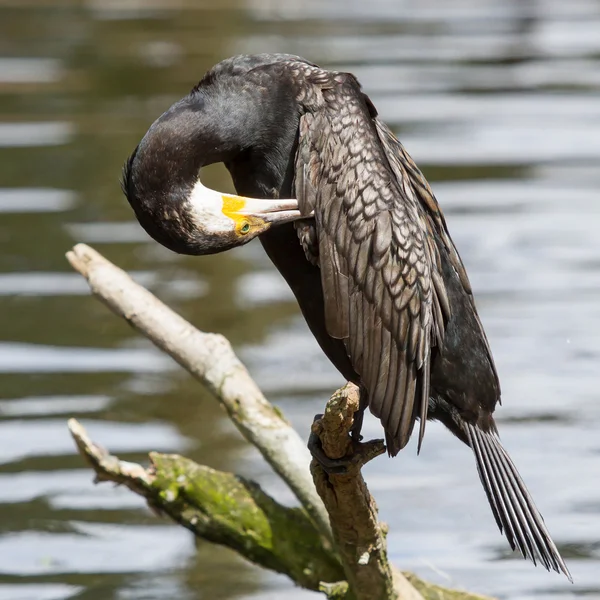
[308,413,385,475]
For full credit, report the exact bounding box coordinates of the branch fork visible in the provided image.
[65,243,494,600]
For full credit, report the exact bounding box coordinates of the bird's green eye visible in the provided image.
[240,222,251,234]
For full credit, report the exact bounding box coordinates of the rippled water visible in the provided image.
[1,1,599,599]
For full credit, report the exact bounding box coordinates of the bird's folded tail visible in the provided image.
[465,423,572,581]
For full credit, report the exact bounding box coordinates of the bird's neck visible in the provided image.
[225,117,299,200]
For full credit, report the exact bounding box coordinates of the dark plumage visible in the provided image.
[122,53,570,580]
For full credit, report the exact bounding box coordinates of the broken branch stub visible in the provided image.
[310,384,423,600]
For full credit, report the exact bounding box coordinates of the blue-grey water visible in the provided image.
[1,1,599,599]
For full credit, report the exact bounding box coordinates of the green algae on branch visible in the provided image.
[320,576,493,600]
[403,573,494,600]
[68,417,341,590]
[149,453,343,591]
[68,417,494,600]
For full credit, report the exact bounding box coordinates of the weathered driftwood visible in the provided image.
[66,243,494,600]
[66,243,331,546]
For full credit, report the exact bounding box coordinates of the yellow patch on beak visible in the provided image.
[221,194,249,233]
[221,194,267,235]
[221,195,245,217]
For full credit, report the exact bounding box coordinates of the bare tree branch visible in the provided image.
[310,384,424,600]
[68,417,492,600]
[68,419,344,590]
[65,244,495,600]
[66,243,332,545]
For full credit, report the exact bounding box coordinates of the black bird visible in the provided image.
[122,53,570,580]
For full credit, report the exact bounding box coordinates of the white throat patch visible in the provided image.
[187,178,235,233]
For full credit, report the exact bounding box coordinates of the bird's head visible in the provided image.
[121,54,309,256]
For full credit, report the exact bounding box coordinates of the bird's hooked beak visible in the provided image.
[189,178,310,236]
[226,196,305,224]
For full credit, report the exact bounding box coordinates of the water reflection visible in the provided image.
[0,0,599,598]
[0,189,76,214]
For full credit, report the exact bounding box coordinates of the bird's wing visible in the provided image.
[294,71,446,455]
[372,117,501,395]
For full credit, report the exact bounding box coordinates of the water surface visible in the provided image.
[1,1,599,599]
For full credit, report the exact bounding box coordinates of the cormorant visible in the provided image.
[121,53,570,580]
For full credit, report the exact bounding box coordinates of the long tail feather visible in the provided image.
[465,423,572,581]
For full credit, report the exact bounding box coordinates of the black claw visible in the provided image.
[349,413,364,442]
[350,386,368,442]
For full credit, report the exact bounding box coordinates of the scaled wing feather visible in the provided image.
[293,70,445,454]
